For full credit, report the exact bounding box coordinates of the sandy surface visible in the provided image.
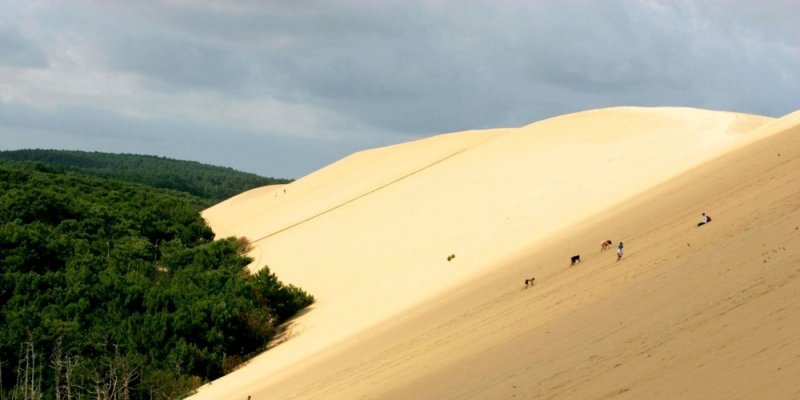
[195,107,799,399]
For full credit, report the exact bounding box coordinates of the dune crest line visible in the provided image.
[249,147,471,244]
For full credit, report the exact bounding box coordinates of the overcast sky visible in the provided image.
[1,1,798,178]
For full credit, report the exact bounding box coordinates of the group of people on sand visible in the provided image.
[525,213,712,288]
[567,240,624,264]
[601,239,624,261]
[592,212,711,265]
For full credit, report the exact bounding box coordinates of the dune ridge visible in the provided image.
[195,106,798,399]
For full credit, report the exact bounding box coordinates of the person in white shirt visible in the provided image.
[697,212,711,227]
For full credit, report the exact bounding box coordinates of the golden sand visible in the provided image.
[195,107,799,399]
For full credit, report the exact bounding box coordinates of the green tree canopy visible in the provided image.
[0,149,292,205]
[0,162,313,399]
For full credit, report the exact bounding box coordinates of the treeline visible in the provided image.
[0,162,314,399]
[0,150,292,205]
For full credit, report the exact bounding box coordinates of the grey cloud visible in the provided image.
[36,2,511,133]
[515,2,800,117]
[32,1,800,133]
[28,3,256,96]
[104,33,255,95]
[2,0,799,179]
[0,25,47,68]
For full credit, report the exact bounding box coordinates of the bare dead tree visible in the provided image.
[117,355,137,400]
[12,336,43,400]
[51,338,63,400]
[86,345,141,400]
[63,356,78,400]
[49,337,81,400]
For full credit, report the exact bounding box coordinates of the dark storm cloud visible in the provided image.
[31,1,800,128]
[232,1,799,129]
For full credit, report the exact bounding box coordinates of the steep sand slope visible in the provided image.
[195,107,789,399]
[288,109,800,400]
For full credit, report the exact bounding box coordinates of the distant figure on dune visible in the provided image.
[525,277,535,287]
[616,242,624,262]
[570,255,581,266]
[601,239,613,251]
[697,212,712,226]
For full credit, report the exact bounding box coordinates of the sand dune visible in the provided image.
[195,107,799,399]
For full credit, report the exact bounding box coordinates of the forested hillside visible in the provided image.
[0,162,313,399]
[0,150,291,205]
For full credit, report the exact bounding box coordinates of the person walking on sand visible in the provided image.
[616,242,624,262]
[697,212,711,227]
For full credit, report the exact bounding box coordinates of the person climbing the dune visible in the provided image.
[697,212,712,227]
[616,241,624,262]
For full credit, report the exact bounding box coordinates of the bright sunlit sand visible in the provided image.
[196,106,800,400]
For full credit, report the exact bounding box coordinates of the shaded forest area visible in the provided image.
[0,150,292,206]
[0,162,314,399]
